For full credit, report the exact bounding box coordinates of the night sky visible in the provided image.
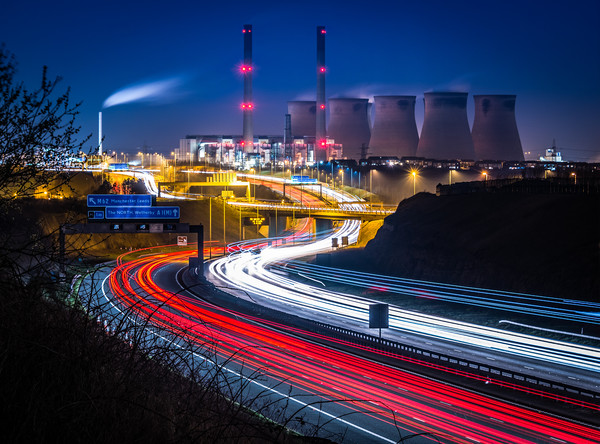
[3,0,599,161]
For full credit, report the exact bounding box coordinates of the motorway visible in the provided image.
[87,249,600,443]
[83,169,600,442]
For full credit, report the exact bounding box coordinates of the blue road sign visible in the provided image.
[87,194,152,207]
[105,206,180,220]
[88,210,105,219]
[291,175,317,183]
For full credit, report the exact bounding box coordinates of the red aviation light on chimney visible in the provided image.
[241,141,245,146]
[241,65,253,72]
[241,103,254,110]
[321,29,326,34]
[319,67,326,73]
[319,139,327,148]
[320,104,325,109]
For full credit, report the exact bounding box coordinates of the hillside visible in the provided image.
[324,192,600,300]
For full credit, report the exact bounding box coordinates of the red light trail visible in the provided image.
[100,247,600,444]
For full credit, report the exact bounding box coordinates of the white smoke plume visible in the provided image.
[102,76,185,109]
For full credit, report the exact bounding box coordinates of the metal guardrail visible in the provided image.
[313,321,600,405]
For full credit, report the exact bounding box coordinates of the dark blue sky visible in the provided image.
[3,0,599,161]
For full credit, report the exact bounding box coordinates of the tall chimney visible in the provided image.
[98,111,103,156]
[315,26,327,160]
[242,24,253,153]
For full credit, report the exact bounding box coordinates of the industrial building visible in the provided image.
[369,96,419,158]
[417,92,476,160]
[472,95,524,161]
[173,26,528,168]
[327,98,371,160]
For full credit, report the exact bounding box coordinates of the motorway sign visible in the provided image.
[87,210,105,220]
[105,206,180,220]
[87,194,153,207]
[291,175,317,183]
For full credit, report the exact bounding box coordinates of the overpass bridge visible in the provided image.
[226,201,394,221]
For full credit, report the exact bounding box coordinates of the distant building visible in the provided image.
[540,145,563,162]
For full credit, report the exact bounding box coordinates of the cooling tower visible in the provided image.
[287,101,316,138]
[242,24,253,152]
[327,98,371,160]
[369,96,418,158]
[472,95,524,161]
[417,92,475,160]
[316,26,326,148]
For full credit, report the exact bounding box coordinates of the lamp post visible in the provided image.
[483,171,488,182]
[250,168,256,201]
[449,168,453,185]
[339,168,344,189]
[571,172,577,185]
[412,171,417,196]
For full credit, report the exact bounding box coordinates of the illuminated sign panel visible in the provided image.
[87,194,152,207]
[105,206,180,220]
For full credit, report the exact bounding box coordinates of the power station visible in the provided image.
[417,92,476,160]
[327,98,371,160]
[169,26,526,168]
[472,95,524,161]
[369,96,418,158]
[288,101,316,139]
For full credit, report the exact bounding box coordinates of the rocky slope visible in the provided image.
[326,192,599,300]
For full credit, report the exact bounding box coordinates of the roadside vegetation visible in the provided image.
[0,46,335,443]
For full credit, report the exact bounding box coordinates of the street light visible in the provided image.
[411,171,417,196]
[339,168,344,189]
[250,168,256,200]
[482,171,488,182]
[571,172,577,185]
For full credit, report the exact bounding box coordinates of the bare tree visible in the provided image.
[0,44,89,200]
[0,44,91,291]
